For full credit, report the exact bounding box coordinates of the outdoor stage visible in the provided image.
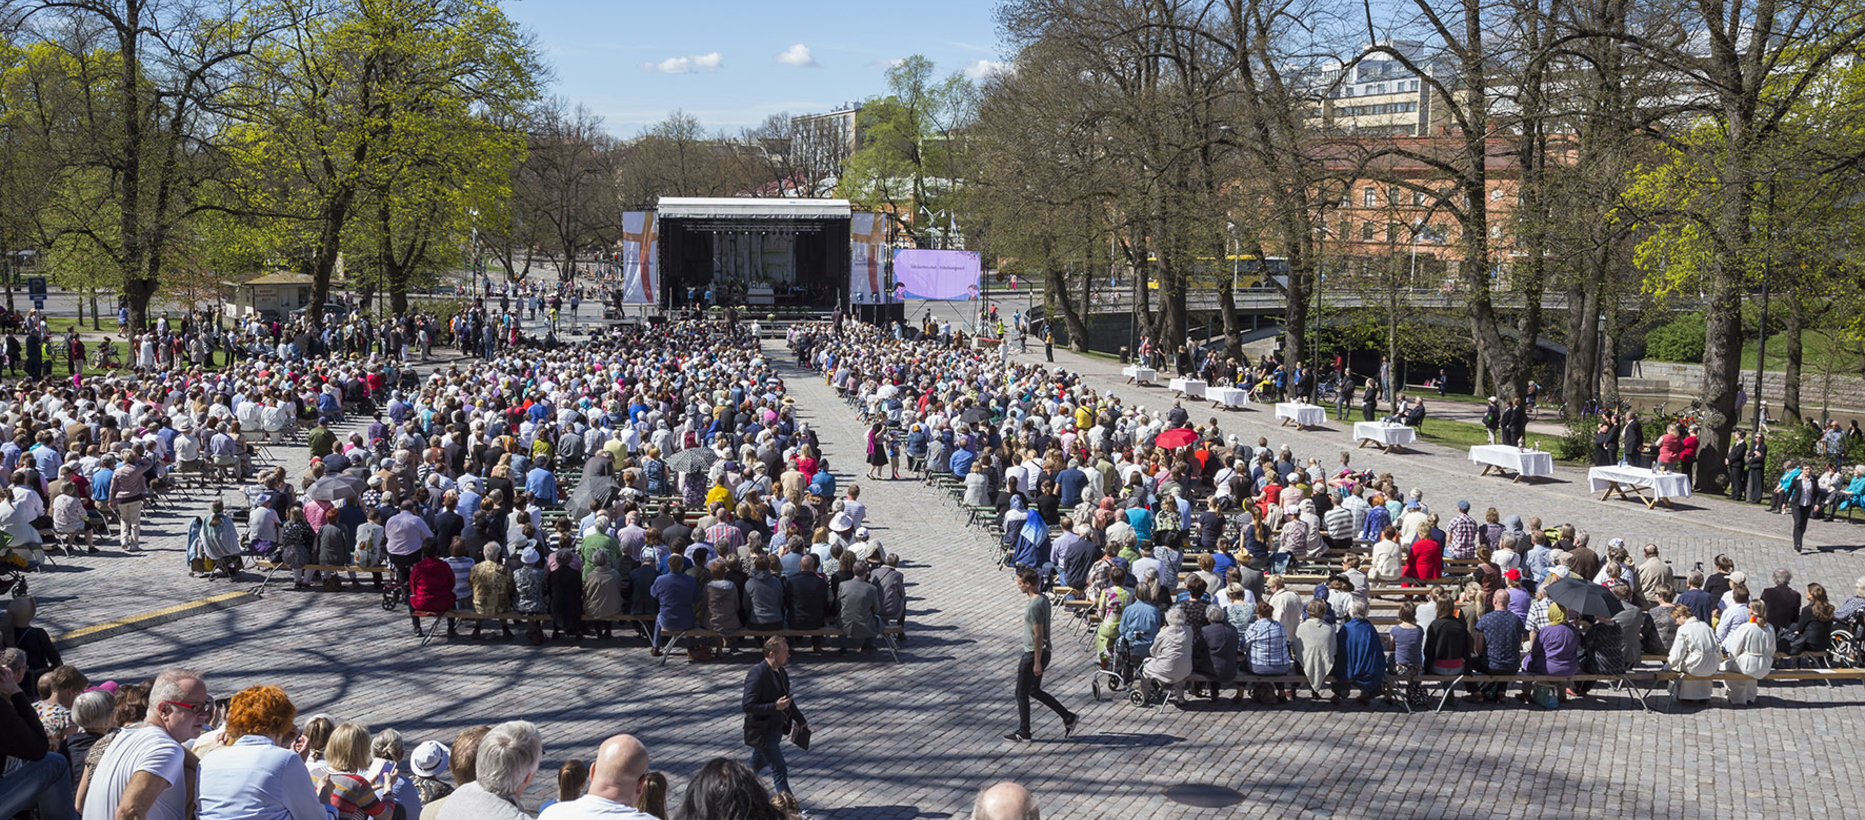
[626,197,904,324]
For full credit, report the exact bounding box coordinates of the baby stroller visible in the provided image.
[1091,635,1141,702]
[0,552,28,596]
[1831,611,1865,669]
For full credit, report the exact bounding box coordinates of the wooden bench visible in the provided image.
[1412,672,1659,712]
[414,610,653,646]
[658,625,906,664]
[253,562,391,595]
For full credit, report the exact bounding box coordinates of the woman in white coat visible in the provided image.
[1142,606,1195,703]
[1369,527,1405,582]
[1666,604,1723,704]
[1721,601,1777,706]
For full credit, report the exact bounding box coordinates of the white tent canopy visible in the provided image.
[655,197,852,220]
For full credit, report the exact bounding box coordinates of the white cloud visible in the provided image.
[869,57,907,70]
[641,51,723,74]
[776,44,817,68]
[964,59,1011,80]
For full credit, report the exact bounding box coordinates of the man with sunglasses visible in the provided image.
[81,669,211,820]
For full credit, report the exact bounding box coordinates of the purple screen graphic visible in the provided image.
[893,249,981,300]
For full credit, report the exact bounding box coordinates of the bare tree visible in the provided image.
[9,0,287,330]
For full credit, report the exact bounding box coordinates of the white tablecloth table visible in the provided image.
[1588,465,1692,508]
[1122,365,1157,385]
[1469,445,1555,482]
[1353,422,1417,452]
[1169,378,1207,399]
[1208,386,1250,409]
[1275,402,1327,429]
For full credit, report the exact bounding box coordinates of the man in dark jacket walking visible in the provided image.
[743,637,804,808]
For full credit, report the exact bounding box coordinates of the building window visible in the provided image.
[1490,188,1504,202]
[1388,185,1403,204]
[1413,189,1428,206]
[1362,221,1376,241]
[1363,186,1377,207]
[1335,102,1419,117]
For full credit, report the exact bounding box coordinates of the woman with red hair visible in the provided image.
[198,685,325,819]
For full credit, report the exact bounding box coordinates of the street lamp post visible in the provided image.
[1754,177,1774,431]
[1312,220,1334,374]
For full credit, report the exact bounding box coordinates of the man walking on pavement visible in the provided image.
[743,637,805,811]
[1005,567,1078,743]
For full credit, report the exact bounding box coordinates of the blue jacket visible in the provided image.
[1334,617,1386,688]
[525,467,558,505]
[650,571,698,629]
[1120,602,1162,658]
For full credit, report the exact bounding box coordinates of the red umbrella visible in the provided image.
[1155,427,1197,449]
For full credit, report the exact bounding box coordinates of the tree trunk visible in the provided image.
[118,3,148,332]
[1473,352,1486,401]
[1218,278,1238,353]
[1562,271,1602,419]
[1599,320,1620,406]
[1044,264,1088,352]
[1782,294,1803,424]
[1388,285,1401,412]
[1694,131,1754,493]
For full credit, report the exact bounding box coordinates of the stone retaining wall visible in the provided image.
[1623,360,1865,420]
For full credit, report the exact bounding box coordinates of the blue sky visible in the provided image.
[505,0,1007,137]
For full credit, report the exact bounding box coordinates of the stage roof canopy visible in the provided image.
[656,197,852,220]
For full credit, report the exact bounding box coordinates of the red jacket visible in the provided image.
[1405,538,1444,580]
[410,557,457,613]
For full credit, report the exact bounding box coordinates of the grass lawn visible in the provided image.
[1418,416,1586,466]
[1737,328,1864,372]
[44,316,111,337]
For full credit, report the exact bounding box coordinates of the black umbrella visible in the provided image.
[664,446,718,473]
[1540,577,1624,619]
[306,474,367,502]
[960,406,992,426]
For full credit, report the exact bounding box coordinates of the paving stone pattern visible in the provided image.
[36,336,1865,819]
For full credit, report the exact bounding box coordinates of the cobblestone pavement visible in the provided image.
[33,335,1865,819]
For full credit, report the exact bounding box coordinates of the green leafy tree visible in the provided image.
[221,0,538,320]
[9,0,289,331]
[840,55,974,249]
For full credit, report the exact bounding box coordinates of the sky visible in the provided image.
[503,0,1008,138]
